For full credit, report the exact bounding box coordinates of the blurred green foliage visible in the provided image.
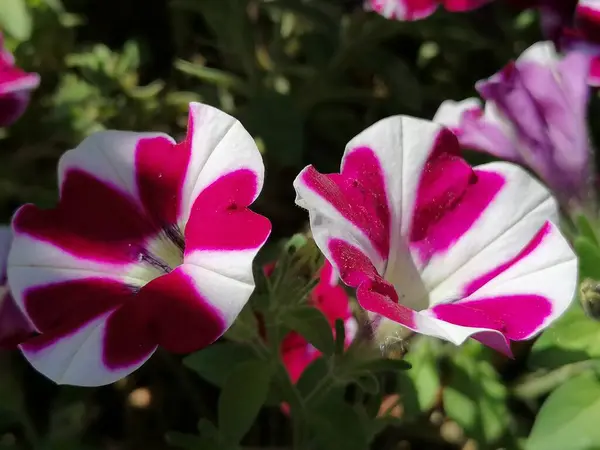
[1,1,600,450]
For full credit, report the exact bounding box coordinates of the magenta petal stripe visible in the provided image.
[432,294,552,341]
[300,147,391,259]
[13,170,156,264]
[463,221,552,296]
[136,135,192,226]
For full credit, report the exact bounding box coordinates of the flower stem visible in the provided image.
[511,361,598,399]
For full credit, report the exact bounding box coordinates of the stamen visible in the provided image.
[139,250,172,275]
[164,224,185,252]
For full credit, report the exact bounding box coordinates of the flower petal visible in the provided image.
[420,162,560,303]
[11,268,156,386]
[21,311,155,387]
[433,99,521,162]
[365,0,438,21]
[181,103,270,292]
[134,265,227,354]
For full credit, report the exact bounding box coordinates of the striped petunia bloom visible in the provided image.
[294,116,577,357]
[0,33,39,127]
[365,0,491,21]
[8,102,271,386]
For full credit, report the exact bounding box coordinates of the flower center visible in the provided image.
[129,225,185,286]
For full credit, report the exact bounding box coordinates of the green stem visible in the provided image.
[511,361,597,399]
[19,410,40,450]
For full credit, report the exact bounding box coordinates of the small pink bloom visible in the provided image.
[8,102,271,386]
[280,262,356,384]
[0,227,34,348]
[294,115,576,357]
[365,0,490,20]
[434,42,593,208]
[0,34,39,127]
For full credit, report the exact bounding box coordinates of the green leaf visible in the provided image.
[218,360,273,446]
[260,0,339,32]
[281,306,334,356]
[396,338,439,420]
[165,432,219,450]
[174,59,249,93]
[296,357,329,397]
[242,91,304,167]
[0,0,32,41]
[443,345,508,445]
[355,373,380,395]
[526,371,600,450]
[349,357,412,374]
[575,237,600,280]
[183,342,259,387]
[576,215,599,246]
[529,303,600,370]
[309,401,370,450]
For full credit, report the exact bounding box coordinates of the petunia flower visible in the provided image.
[563,0,600,86]
[293,115,577,357]
[434,42,594,210]
[365,0,491,21]
[278,262,356,384]
[0,227,34,348]
[0,33,40,127]
[7,102,272,386]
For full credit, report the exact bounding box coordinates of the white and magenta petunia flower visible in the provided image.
[568,0,600,86]
[434,42,594,209]
[294,115,577,357]
[7,102,272,386]
[0,227,34,348]
[279,262,356,383]
[0,33,40,127]
[365,0,491,20]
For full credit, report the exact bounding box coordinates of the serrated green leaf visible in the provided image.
[218,360,273,445]
[529,303,600,370]
[575,237,600,280]
[0,0,32,41]
[526,371,600,450]
[443,348,508,445]
[183,342,259,387]
[281,306,334,356]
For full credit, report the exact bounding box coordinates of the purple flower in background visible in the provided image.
[434,42,594,209]
[0,34,40,127]
[564,0,600,86]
